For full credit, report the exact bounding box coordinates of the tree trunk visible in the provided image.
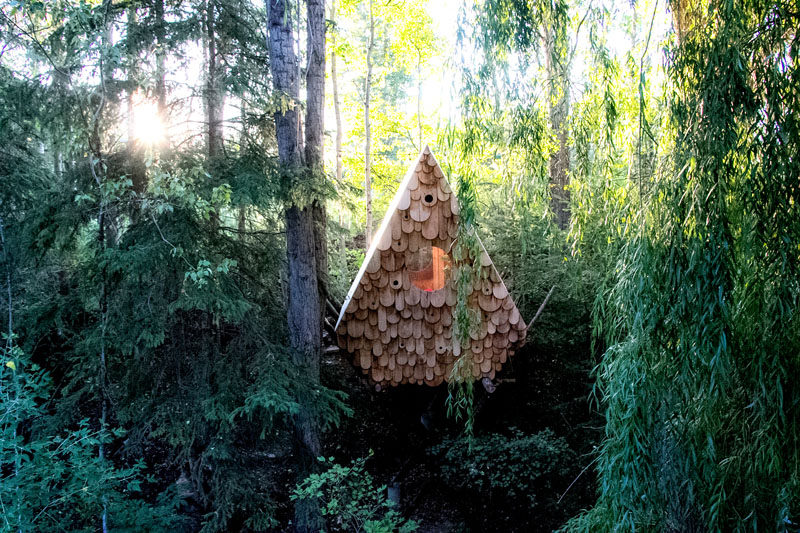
[239,100,248,237]
[127,6,137,144]
[93,10,112,530]
[0,216,21,530]
[363,0,374,248]
[52,67,69,179]
[204,0,223,158]
[304,0,324,169]
[154,0,167,129]
[544,22,570,230]
[330,0,343,185]
[417,50,423,148]
[267,0,323,530]
[126,6,149,202]
[269,0,301,166]
[204,0,223,228]
[97,195,109,533]
[305,0,328,329]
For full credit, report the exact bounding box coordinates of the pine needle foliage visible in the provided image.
[0,1,351,528]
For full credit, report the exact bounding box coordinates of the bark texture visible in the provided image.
[330,0,343,184]
[304,0,325,170]
[269,0,301,166]
[154,0,167,124]
[204,0,224,158]
[306,0,328,324]
[267,0,323,530]
[544,21,570,230]
[363,0,374,247]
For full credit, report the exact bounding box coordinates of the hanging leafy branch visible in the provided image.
[566,0,800,530]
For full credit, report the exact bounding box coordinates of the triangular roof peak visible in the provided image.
[335,145,447,329]
[335,146,526,387]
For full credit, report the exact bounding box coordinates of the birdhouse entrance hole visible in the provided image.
[408,246,450,292]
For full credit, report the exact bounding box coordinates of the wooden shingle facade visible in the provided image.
[335,146,527,387]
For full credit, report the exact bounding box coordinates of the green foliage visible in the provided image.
[1,341,182,532]
[0,0,352,529]
[445,378,475,439]
[329,0,442,232]
[293,455,417,533]
[565,1,800,530]
[6,0,798,530]
[430,428,574,523]
[436,127,485,438]
[328,237,365,305]
[445,220,481,436]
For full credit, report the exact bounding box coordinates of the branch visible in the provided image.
[326,298,341,320]
[217,225,285,236]
[526,284,555,331]
[558,455,599,504]
[0,7,71,80]
[151,214,193,269]
[566,1,593,72]
[0,215,12,350]
[323,317,337,338]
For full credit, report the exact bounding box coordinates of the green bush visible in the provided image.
[430,428,574,509]
[1,344,182,532]
[292,455,417,533]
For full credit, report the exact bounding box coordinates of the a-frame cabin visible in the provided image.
[335,146,527,387]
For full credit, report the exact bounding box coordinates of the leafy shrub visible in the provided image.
[430,428,574,509]
[1,345,182,532]
[292,455,417,533]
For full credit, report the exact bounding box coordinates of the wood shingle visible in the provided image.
[335,146,526,387]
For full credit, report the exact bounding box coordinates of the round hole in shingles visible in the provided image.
[392,279,400,287]
[424,194,435,203]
